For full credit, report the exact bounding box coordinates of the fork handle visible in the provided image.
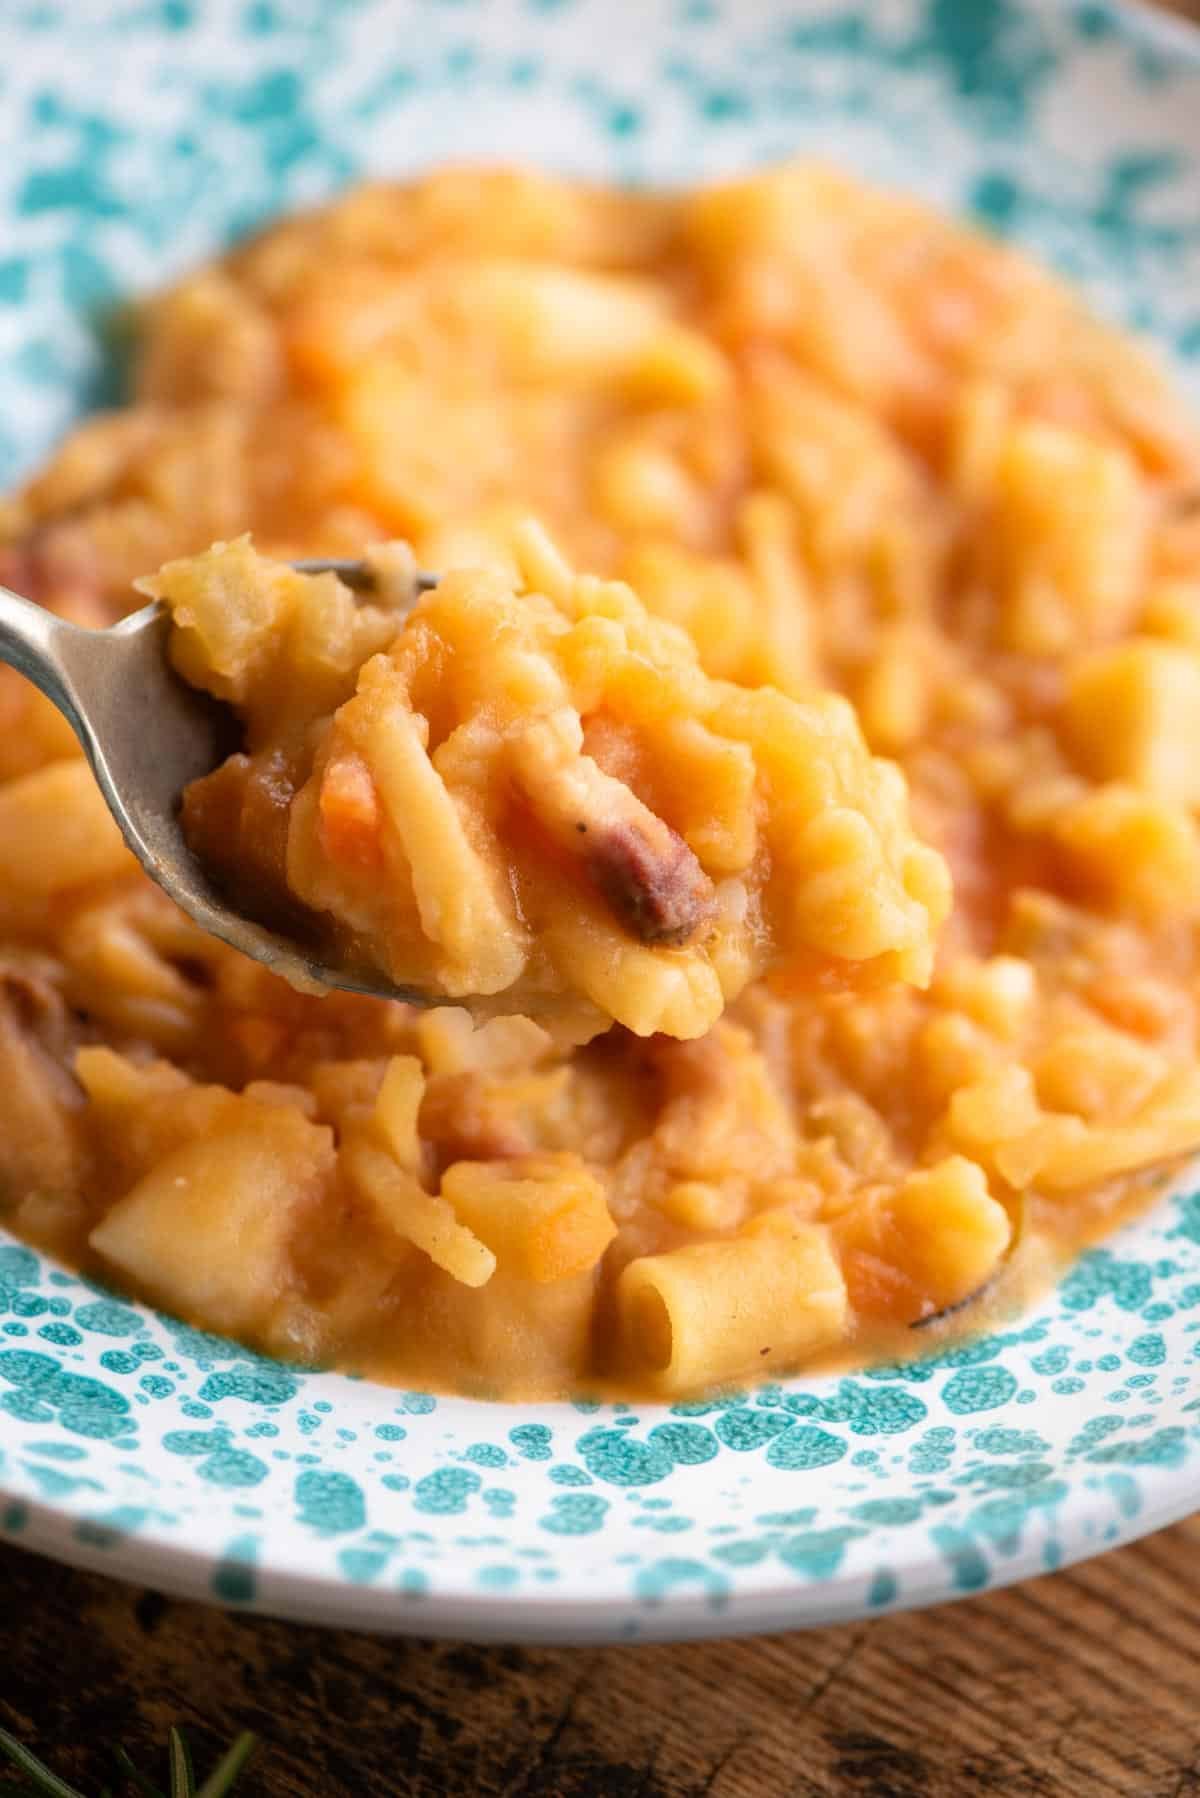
[0,581,91,735]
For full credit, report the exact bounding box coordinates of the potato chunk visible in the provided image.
[441,1153,616,1283]
[833,1156,1011,1322]
[1063,640,1200,807]
[1053,785,1200,920]
[90,1099,334,1336]
[991,421,1145,653]
[136,533,407,739]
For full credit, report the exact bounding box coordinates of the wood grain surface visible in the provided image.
[5,3,1200,1794]
[3,1517,1200,1797]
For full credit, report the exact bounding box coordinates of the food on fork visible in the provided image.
[145,528,949,1043]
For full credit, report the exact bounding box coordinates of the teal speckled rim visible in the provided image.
[3,0,1200,1642]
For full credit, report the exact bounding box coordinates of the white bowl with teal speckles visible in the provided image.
[3,0,1200,1642]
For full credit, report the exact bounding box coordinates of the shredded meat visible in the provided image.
[419,1071,534,1174]
[181,746,318,939]
[586,817,717,947]
[0,965,86,1198]
[509,715,718,948]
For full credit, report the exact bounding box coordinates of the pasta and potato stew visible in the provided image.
[4,162,1200,1398]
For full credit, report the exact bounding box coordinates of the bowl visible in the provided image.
[2,0,1199,1641]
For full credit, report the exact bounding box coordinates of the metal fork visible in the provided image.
[0,560,438,1003]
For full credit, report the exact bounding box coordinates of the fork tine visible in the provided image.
[288,557,438,594]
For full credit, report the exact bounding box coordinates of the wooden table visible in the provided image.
[2,1519,1199,1795]
[6,2,1200,1792]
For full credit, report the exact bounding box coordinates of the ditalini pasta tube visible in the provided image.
[616,1224,847,1394]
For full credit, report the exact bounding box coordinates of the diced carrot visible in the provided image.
[318,753,385,870]
[765,951,888,1000]
[284,266,410,385]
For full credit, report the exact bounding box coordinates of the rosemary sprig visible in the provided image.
[166,1733,194,1798]
[0,1725,257,1798]
[111,1751,162,1798]
[0,1730,82,1798]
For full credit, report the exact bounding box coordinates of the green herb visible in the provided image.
[166,1733,194,1798]
[0,1725,257,1798]
[113,1748,163,1798]
[0,1729,83,1798]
